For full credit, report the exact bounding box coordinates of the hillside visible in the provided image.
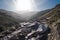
[0,9,19,32]
[39,4,60,40]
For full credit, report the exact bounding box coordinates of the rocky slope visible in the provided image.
[39,4,60,40]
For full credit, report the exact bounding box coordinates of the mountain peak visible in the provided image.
[55,4,60,7]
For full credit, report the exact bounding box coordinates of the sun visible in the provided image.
[15,0,33,11]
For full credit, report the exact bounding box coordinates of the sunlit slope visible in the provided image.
[39,4,60,40]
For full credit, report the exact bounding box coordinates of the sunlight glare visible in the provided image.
[15,0,34,11]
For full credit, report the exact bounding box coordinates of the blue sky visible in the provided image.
[0,0,60,11]
[36,0,60,11]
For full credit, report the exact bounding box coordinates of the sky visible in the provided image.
[0,0,60,11]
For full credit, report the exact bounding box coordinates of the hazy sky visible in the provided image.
[0,0,60,11]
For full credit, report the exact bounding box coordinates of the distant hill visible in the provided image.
[0,9,27,22]
[0,9,20,32]
[0,9,19,24]
[0,9,51,22]
[29,9,51,21]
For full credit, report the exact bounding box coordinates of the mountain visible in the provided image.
[39,4,60,19]
[0,9,20,32]
[0,4,59,32]
[38,4,60,40]
[0,9,27,22]
[0,9,38,32]
[0,4,60,40]
[0,9,51,22]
